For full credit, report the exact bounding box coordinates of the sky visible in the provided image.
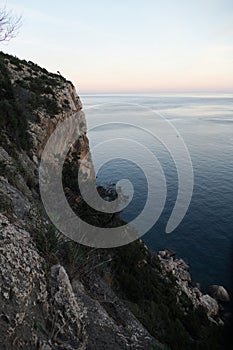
[1,0,233,93]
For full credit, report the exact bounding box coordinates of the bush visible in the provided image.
[32,222,64,266]
[0,57,31,151]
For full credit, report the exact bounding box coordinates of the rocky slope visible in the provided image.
[0,52,161,350]
[0,52,230,350]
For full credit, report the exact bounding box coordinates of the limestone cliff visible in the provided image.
[0,52,229,350]
[0,52,159,350]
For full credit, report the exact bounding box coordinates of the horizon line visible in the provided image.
[79,90,233,95]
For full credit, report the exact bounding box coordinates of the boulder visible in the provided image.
[208,285,230,302]
[158,249,176,259]
[200,295,219,317]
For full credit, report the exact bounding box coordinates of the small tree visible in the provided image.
[0,7,21,42]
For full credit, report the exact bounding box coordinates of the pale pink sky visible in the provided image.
[3,0,233,92]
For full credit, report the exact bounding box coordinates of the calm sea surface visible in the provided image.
[81,93,233,295]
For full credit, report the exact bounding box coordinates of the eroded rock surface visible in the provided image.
[0,214,48,349]
[158,250,221,318]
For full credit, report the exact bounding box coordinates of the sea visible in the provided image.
[81,93,233,296]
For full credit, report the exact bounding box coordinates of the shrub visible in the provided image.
[111,241,223,350]
[0,56,31,151]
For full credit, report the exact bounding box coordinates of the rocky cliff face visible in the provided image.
[0,52,229,350]
[158,250,220,319]
[0,52,161,350]
[5,53,94,177]
[0,214,161,350]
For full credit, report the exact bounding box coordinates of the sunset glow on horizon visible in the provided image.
[2,0,233,93]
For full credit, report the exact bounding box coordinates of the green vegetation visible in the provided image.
[111,241,226,350]
[0,55,31,150]
[29,93,60,116]
[0,193,13,213]
[29,205,87,277]
[31,215,94,279]
[0,51,63,127]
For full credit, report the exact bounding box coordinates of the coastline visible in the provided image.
[0,51,231,349]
